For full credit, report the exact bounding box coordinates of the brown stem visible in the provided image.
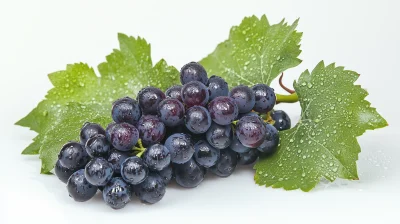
[279,73,295,94]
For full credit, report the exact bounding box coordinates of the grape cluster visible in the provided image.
[55,62,291,209]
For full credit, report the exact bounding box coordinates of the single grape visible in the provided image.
[207,75,228,100]
[55,160,77,184]
[238,111,259,119]
[137,115,166,147]
[108,122,139,151]
[230,134,251,153]
[138,87,166,115]
[103,177,132,210]
[180,62,208,85]
[111,96,141,125]
[143,144,171,171]
[84,157,114,186]
[210,149,238,177]
[229,85,255,113]
[252,84,276,113]
[257,124,279,155]
[271,110,291,131]
[80,122,106,145]
[165,133,195,164]
[208,96,238,125]
[194,140,220,168]
[184,106,211,134]
[181,81,210,107]
[165,85,183,102]
[157,165,173,185]
[67,169,98,202]
[105,122,117,143]
[121,157,149,185]
[85,134,110,158]
[158,98,185,127]
[238,148,259,165]
[58,142,90,169]
[132,173,166,204]
[235,115,266,148]
[107,149,130,174]
[174,159,205,188]
[205,123,232,149]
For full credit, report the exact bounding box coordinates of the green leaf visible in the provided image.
[16,34,179,173]
[254,61,388,191]
[200,15,302,86]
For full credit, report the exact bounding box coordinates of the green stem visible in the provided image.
[133,139,146,157]
[276,93,299,103]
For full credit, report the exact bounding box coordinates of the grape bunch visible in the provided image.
[55,62,292,209]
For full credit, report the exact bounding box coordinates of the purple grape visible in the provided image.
[58,142,90,169]
[132,173,166,204]
[137,115,166,147]
[174,158,205,188]
[208,96,238,125]
[165,85,183,102]
[207,75,228,100]
[80,122,106,145]
[84,157,114,186]
[138,87,166,115]
[229,85,255,113]
[121,156,149,185]
[157,165,173,185]
[238,148,259,165]
[257,124,280,155]
[158,98,185,127]
[184,106,212,134]
[271,110,291,131]
[235,115,266,148]
[194,140,220,168]
[205,122,232,149]
[108,122,139,151]
[210,149,238,177]
[67,169,98,202]
[102,177,132,209]
[181,81,210,107]
[180,62,208,85]
[165,133,194,164]
[85,134,110,158]
[107,149,130,174]
[111,96,141,125]
[252,84,276,113]
[143,144,171,171]
[230,134,251,153]
[55,160,77,184]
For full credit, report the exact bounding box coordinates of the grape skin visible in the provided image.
[107,149,130,174]
[111,97,142,125]
[252,84,276,113]
[257,124,279,155]
[229,85,255,113]
[207,75,228,100]
[181,81,210,107]
[210,149,238,177]
[121,157,149,185]
[194,140,220,168]
[238,148,259,165]
[230,134,251,153]
[108,122,139,151]
[103,177,132,209]
[180,62,208,85]
[138,87,166,115]
[84,157,114,186]
[143,144,171,171]
[67,169,98,202]
[165,85,183,102]
[55,160,77,184]
[157,165,173,185]
[85,134,110,158]
[137,115,166,147]
[174,159,205,188]
[271,110,291,131]
[208,96,239,125]
[58,142,90,170]
[158,98,185,127]
[205,122,232,149]
[165,133,195,164]
[235,115,266,148]
[184,106,212,134]
[133,173,166,204]
[80,122,106,145]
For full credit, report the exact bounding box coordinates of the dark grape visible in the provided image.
[252,84,276,113]
[210,149,238,177]
[208,96,238,125]
[165,133,195,164]
[180,62,208,85]
[157,165,173,185]
[138,87,166,115]
[207,75,228,100]
[137,115,166,147]
[133,173,166,204]
[107,149,130,174]
[80,122,106,145]
[257,124,279,155]
[181,81,210,107]
[230,134,251,153]
[158,98,185,127]
[174,159,205,188]
[85,134,110,158]
[103,177,132,209]
[165,85,183,102]
[121,157,149,185]
[55,160,77,184]
[184,106,211,134]
[108,122,139,151]
[235,115,266,148]
[84,157,114,186]
[111,97,141,125]
[238,111,259,119]
[67,169,98,202]
[271,110,291,131]
[143,144,171,171]
[229,85,255,113]
[105,122,117,143]
[205,123,232,149]
[194,140,220,168]
[238,148,259,165]
[58,142,90,169]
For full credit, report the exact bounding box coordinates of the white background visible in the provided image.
[0,0,399,223]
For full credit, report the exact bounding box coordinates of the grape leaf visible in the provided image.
[254,61,388,191]
[200,15,302,86]
[16,34,179,173]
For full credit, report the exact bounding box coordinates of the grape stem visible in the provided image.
[276,93,298,103]
[133,139,146,157]
[279,73,295,94]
